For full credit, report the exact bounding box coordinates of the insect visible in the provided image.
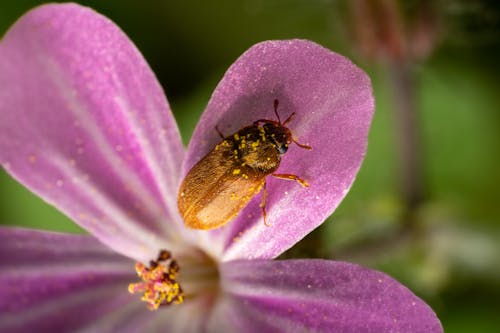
[178,99,312,230]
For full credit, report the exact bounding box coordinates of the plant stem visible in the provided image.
[388,61,425,226]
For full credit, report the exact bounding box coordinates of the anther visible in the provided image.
[128,250,184,310]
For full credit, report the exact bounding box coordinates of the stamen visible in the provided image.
[128,250,184,310]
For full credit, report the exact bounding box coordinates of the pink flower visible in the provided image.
[0,4,442,332]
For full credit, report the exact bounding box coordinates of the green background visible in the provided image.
[1,1,499,331]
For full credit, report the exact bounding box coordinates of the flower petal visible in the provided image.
[182,40,374,260]
[0,227,161,333]
[143,295,215,333]
[214,259,442,333]
[0,4,185,261]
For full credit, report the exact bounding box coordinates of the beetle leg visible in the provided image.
[260,180,271,227]
[272,173,309,187]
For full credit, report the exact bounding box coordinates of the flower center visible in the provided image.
[128,250,184,310]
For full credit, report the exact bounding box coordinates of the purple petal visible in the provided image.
[0,227,163,332]
[0,4,186,261]
[214,259,442,333]
[145,295,217,333]
[183,40,374,260]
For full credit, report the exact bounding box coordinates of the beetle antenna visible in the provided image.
[283,112,296,126]
[292,138,312,150]
[215,125,225,139]
[273,99,281,123]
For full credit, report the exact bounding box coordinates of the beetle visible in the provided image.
[178,99,311,230]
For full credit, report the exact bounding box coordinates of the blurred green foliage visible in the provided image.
[1,1,499,331]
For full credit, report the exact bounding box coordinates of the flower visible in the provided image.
[0,3,442,333]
